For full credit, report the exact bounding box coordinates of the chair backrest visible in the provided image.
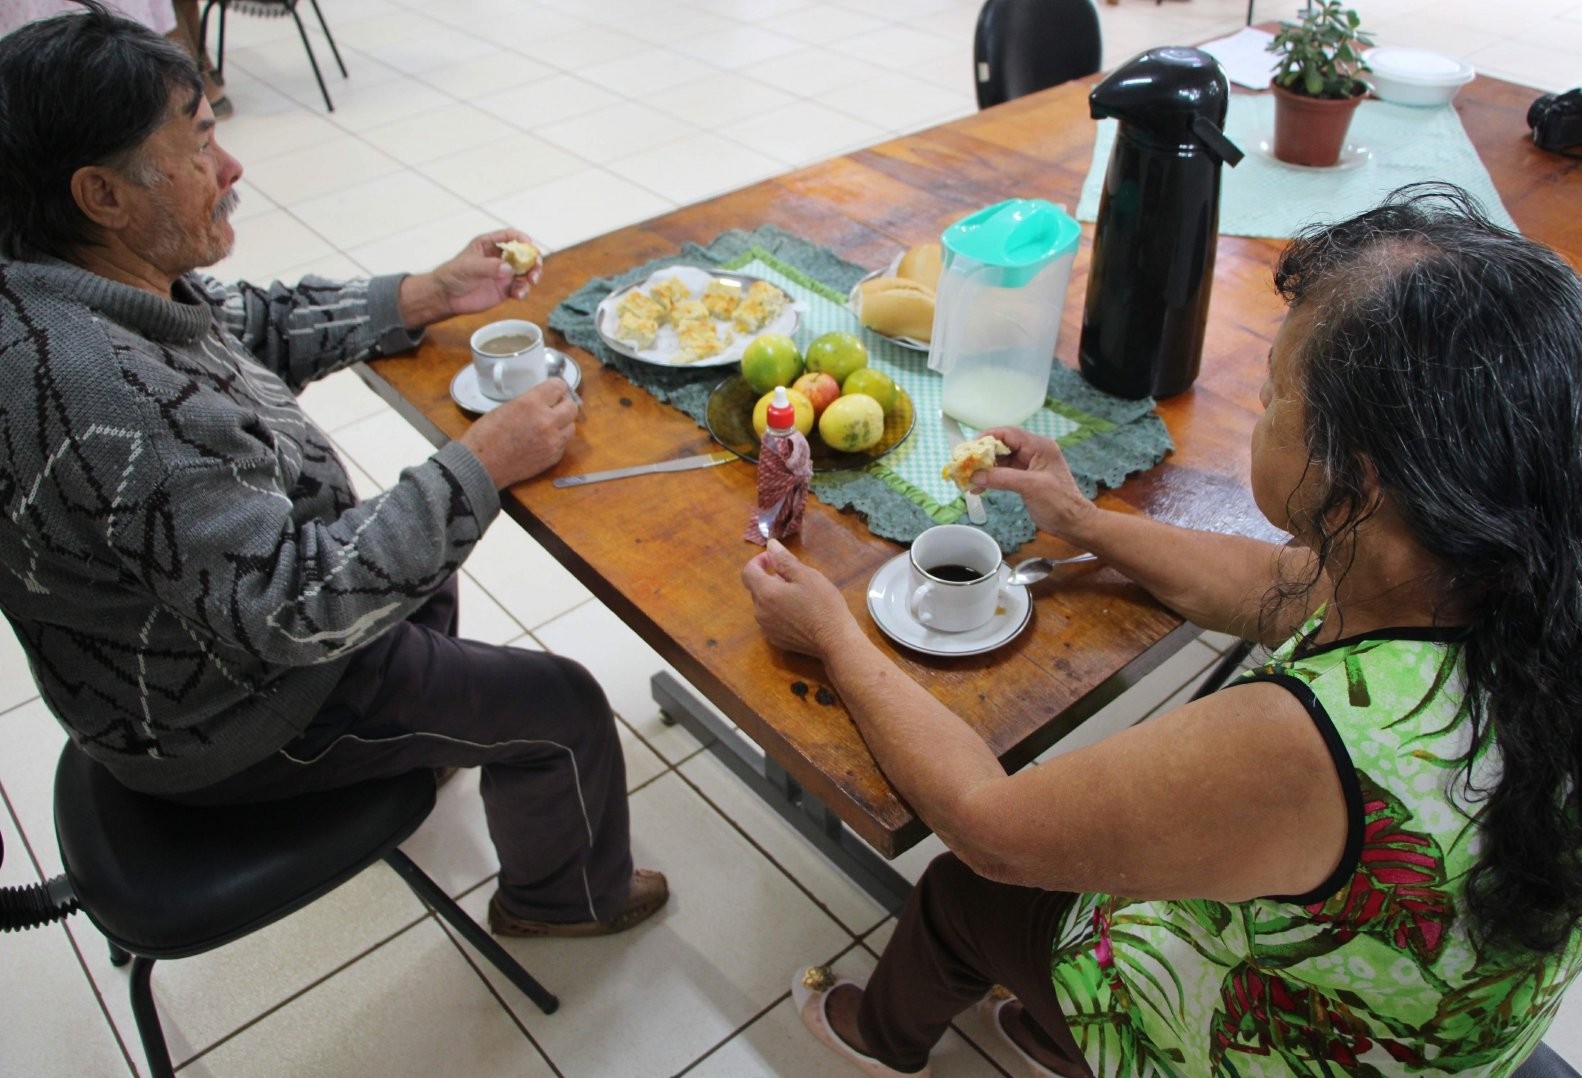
[974,0,1103,110]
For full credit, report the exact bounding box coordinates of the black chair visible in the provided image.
[973,0,1103,110]
[1518,1043,1582,1078]
[200,0,347,112]
[2,743,555,1078]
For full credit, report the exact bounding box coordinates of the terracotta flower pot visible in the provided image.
[1270,81,1366,167]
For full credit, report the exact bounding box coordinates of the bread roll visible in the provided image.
[897,242,942,290]
[858,276,936,342]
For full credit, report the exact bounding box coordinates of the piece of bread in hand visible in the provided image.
[857,276,936,341]
[941,434,1011,489]
[497,240,540,274]
[897,242,943,290]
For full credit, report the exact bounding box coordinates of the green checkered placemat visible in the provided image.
[550,226,1173,550]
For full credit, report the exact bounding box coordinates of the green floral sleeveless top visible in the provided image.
[1048,611,1582,1075]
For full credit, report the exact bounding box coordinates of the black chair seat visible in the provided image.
[54,751,433,959]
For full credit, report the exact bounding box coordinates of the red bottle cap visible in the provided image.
[765,386,797,432]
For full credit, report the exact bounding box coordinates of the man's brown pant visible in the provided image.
[173,578,633,924]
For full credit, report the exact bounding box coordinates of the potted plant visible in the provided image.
[1267,1,1375,167]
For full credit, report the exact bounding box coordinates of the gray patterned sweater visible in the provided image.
[0,258,500,793]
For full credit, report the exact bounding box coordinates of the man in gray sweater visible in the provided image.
[0,2,666,937]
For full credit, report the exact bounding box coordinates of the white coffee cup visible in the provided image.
[470,320,546,401]
[907,524,1011,632]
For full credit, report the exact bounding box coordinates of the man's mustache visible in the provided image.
[213,189,240,221]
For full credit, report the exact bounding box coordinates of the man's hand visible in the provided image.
[975,426,1100,542]
[457,378,577,489]
[741,540,859,660]
[399,229,544,330]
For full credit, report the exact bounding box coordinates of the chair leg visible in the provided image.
[305,0,349,77]
[1190,639,1256,701]
[128,956,177,1078]
[283,1,335,112]
[384,848,559,1016]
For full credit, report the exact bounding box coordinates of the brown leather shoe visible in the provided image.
[488,869,669,938]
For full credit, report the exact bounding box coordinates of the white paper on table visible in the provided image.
[1199,27,1279,90]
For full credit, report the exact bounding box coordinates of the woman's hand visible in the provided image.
[976,426,1099,542]
[741,540,859,660]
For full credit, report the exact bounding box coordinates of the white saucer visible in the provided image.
[1256,135,1372,172]
[450,349,581,414]
[866,553,1031,657]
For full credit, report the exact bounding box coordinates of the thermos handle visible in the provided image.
[1191,114,1244,167]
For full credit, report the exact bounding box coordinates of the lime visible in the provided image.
[841,368,898,414]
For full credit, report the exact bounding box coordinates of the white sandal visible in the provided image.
[978,992,1066,1078]
[791,966,931,1078]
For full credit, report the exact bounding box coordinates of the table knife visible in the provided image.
[940,413,988,525]
[552,450,737,487]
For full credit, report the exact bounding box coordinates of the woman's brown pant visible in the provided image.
[858,852,1095,1077]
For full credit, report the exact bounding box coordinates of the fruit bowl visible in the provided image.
[704,375,915,472]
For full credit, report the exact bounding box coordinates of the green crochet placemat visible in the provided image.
[549,225,1173,551]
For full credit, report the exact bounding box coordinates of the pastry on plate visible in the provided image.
[701,278,743,319]
[615,289,665,324]
[942,434,1011,489]
[732,281,789,332]
[676,319,728,362]
[615,310,659,350]
[648,276,692,313]
[670,298,711,325]
[496,239,540,274]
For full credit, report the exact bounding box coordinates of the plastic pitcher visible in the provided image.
[926,199,1081,429]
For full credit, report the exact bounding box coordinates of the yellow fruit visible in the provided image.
[818,392,886,452]
[840,368,898,414]
[740,333,803,395]
[752,387,815,439]
[804,331,868,384]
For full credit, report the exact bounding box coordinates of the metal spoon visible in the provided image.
[545,352,582,413]
[1007,552,1098,587]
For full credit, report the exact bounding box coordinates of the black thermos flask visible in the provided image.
[1078,48,1243,399]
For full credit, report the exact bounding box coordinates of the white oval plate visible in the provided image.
[866,552,1031,657]
[451,348,581,414]
[594,265,801,368]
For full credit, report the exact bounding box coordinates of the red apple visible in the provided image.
[792,371,841,418]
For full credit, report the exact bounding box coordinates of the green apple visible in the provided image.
[741,333,803,395]
[804,331,868,385]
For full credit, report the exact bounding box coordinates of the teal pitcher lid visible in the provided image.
[940,199,1080,288]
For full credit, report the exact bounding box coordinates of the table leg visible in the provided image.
[651,671,913,913]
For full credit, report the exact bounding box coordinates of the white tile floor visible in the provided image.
[2,0,1579,1074]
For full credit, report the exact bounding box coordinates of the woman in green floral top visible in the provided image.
[742,183,1582,1077]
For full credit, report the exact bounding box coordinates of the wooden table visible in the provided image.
[363,74,1579,908]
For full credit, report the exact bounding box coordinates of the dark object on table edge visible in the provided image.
[1528,88,1582,157]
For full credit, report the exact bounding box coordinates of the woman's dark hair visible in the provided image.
[1272,182,1582,954]
[0,0,202,259]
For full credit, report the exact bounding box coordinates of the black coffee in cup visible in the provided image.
[926,563,986,583]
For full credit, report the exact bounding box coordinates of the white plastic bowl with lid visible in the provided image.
[1364,47,1475,107]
